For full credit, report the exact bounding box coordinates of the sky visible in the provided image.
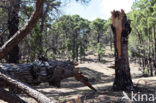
[61,0,135,21]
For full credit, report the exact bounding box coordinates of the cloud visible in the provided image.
[99,0,134,19]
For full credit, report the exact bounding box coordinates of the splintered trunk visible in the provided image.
[111,10,133,91]
[7,0,20,63]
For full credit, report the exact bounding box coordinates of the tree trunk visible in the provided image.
[0,0,51,102]
[110,30,113,51]
[0,60,96,90]
[97,33,100,62]
[0,60,96,102]
[148,28,153,76]
[7,0,20,63]
[76,43,79,61]
[154,25,156,70]
[72,32,78,61]
[111,10,133,91]
[39,2,50,56]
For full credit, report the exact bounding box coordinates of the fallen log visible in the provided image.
[0,60,96,91]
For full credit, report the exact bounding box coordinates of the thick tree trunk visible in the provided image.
[0,60,96,90]
[7,0,20,63]
[111,10,133,91]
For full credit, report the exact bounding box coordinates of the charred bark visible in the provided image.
[0,59,96,103]
[111,10,133,91]
[0,60,96,91]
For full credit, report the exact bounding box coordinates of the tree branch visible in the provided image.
[0,69,55,103]
[0,0,45,60]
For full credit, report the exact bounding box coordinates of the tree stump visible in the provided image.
[111,10,134,91]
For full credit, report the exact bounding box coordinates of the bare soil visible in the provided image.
[1,47,156,103]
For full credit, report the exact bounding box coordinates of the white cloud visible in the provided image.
[99,0,134,19]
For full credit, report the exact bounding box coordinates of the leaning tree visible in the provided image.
[0,0,95,102]
[111,10,134,91]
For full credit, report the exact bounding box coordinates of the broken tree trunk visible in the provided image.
[0,60,75,87]
[111,10,134,91]
[0,60,96,102]
[0,60,96,91]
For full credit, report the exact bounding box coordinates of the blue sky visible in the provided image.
[61,0,135,21]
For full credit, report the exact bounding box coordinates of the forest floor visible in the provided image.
[1,47,156,103]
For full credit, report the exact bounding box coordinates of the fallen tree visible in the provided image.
[0,60,96,90]
[0,0,96,102]
[0,60,96,102]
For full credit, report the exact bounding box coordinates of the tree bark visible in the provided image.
[111,10,134,91]
[0,60,96,102]
[97,33,100,62]
[7,0,20,63]
[39,1,51,56]
[154,25,156,70]
[0,0,45,60]
[148,28,153,76]
[0,60,96,90]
